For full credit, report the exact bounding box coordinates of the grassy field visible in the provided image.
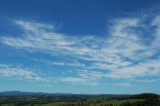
[0,99,143,106]
[0,99,142,106]
[0,93,159,106]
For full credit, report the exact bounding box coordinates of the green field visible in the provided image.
[0,99,144,106]
[0,93,159,106]
[34,99,143,106]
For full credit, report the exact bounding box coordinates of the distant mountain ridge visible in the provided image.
[0,91,132,98]
[0,91,73,96]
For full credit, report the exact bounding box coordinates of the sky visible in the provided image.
[0,0,160,94]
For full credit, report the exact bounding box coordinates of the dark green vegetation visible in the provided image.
[0,93,159,106]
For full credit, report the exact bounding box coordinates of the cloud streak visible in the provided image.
[0,64,48,82]
[0,15,160,85]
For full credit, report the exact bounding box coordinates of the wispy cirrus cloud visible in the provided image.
[0,15,160,85]
[58,70,102,85]
[0,64,48,82]
[60,77,98,86]
[33,58,86,68]
[106,60,160,79]
[113,82,132,87]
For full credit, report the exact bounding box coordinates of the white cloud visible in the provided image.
[106,59,160,79]
[113,82,132,87]
[151,16,160,49]
[132,79,160,83]
[33,58,86,67]
[14,20,55,32]
[0,15,160,85]
[0,64,48,82]
[61,77,98,86]
[61,77,86,83]
[109,18,139,37]
[0,19,143,62]
[57,70,102,85]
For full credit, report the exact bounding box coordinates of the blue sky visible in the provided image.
[0,0,160,94]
